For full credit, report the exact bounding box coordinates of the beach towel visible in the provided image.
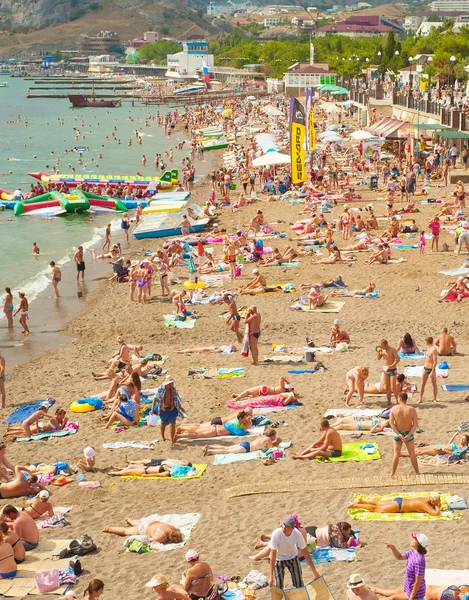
[201,273,231,281]
[17,423,78,443]
[439,266,469,276]
[181,426,265,441]
[289,301,345,313]
[398,351,425,359]
[309,546,356,564]
[247,284,295,295]
[263,355,304,364]
[324,408,383,419]
[218,368,245,378]
[120,464,207,480]
[404,366,448,378]
[102,440,159,450]
[387,258,408,264]
[287,369,316,374]
[441,384,469,392]
[393,244,419,249]
[213,442,291,465]
[426,569,469,587]
[264,262,298,268]
[227,395,296,410]
[164,315,196,329]
[134,512,200,552]
[316,442,380,463]
[443,291,469,302]
[271,577,334,600]
[3,398,56,425]
[348,492,463,522]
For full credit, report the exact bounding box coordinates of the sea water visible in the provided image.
[0,77,181,305]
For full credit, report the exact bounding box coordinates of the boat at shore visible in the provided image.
[28,169,179,189]
[133,212,209,240]
[68,94,121,108]
[0,82,8,87]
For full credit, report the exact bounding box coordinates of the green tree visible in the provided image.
[137,40,180,64]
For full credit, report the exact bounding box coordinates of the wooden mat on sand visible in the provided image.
[226,473,469,498]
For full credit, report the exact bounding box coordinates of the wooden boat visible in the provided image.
[68,94,121,108]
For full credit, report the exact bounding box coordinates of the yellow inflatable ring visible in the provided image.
[183,280,205,290]
[70,401,96,413]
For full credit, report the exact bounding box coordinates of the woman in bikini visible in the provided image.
[108,459,193,477]
[223,294,243,343]
[0,530,17,579]
[175,411,252,440]
[13,292,30,335]
[344,365,369,406]
[331,416,389,433]
[0,522,24,564]
[103,517,183,544]
[400,433,469,458]
[3,408,68,437]
[3,288,13,330]
[348,494,440,515]
[397,333,420,355]
[231,376,293,402]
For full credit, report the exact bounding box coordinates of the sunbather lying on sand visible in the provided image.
[108,459,192,477]
[311,247,356,264]
[203,428,280,455]
[4,408,68,438]
[175,411,252,440]
[400,433,468,458]
[371,583,463,600]
[348,493,441,515]
[331,416,389,433]
[103,517,183,543]
[174,345,237,354]
[332,283,376,297]
[231,376,293,402]
[0,467,47,499]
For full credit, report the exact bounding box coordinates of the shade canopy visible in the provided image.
[252,151,291,166]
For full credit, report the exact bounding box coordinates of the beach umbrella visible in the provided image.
[247,95,256,100]
[350,130,375,140]
[252,151,291,167]
[318,132,343,142]
[327,124,340,131]
[222,108,232,117]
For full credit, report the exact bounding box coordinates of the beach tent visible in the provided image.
[271,578,336,600]
[252,151,291,166]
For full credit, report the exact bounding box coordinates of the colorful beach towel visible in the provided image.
[227,394,296,410]
[316,442,380,463]
[120,463,207,480]
[217,368,245,378]
[404,366,448,378]
[3,398,55,425]
[263,355,304,364]
[102,440,159,450]
[213,442,291,465]
[180,426,265,441]
[309,546,356,564]
[164,315,196,329]
[348,492,463,522]
[289,301,345,313]
[17,423,78,443]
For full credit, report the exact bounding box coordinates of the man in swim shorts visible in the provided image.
[73,246,86,282]
[376,340,400,405]
[49,262,62,299]
[434,327,456,356]
[389,392,419,476]
[292,419,342,460]
[150,378,187,445]
[2,506,39,551]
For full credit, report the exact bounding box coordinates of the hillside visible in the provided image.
[0,0,224,57]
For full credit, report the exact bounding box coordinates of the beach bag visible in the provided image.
[147,413,159,427]
[59,535,97,558]
[35,569,60,593]
[206,582,227,600]
[241,327,249,358]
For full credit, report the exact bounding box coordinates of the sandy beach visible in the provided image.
[2,158,469,600]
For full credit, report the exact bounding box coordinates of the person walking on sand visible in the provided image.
[14,292,30,335]
[73,246,85,282]
[376,340,400,405]
[50,262,61,298]
[389,392,419,477]
[0,352,6,408]
[223,294,243,343]
[419,337,438,403]
[269,515,320,589]
[245,306,261,366]
[150,378,187,446]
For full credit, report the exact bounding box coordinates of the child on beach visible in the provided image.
[419,231,426,255]
[77,447,96,473]
[429,216,440,251]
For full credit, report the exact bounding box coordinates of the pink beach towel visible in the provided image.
[227,393,295,409]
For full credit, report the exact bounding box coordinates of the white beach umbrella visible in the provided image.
[350,130,375,140]
[252,151,291,166]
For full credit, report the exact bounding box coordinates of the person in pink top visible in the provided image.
[428,216,441,251]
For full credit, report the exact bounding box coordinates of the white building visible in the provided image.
[416,21,442,36]
[264,16,281,26]
[284,63,335,96]
[88,54,122,73]
[403,15,422,32]
[430,0,469,10]
[166,41,214,79]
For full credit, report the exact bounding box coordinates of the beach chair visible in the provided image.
[271,577,336,600]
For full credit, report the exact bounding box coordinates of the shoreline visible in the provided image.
[1,151,217,373]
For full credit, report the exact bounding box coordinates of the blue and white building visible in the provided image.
[166,41,214,79]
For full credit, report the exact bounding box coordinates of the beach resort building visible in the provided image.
[166,41,214,79]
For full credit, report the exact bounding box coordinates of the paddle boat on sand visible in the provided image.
[133,210,209,240]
